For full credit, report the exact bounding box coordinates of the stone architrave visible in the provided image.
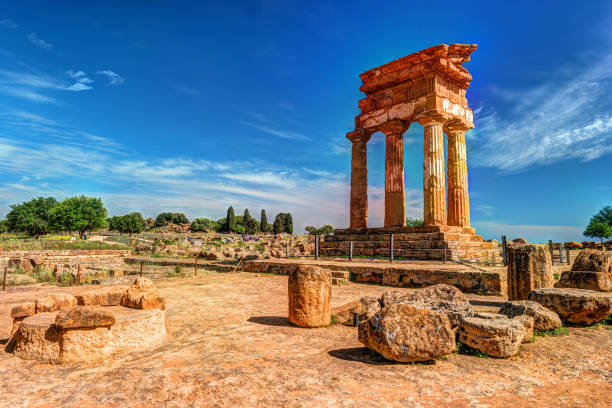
[419,116,447,226]
[445,120,471,227]
[288,265,331,327]
[347,129,372,229]
[507,244,553,300]
[380,120,409,227]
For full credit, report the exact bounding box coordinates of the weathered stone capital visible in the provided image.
[417,114,448,127]
[444,119,472,135]
[379,120,410,137]
[346,128,372,144]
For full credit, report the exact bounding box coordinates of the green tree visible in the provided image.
[49,195,107,238]
[154,212,189,227]
[5,196,57,237]
[225,206,236,232]
[584,220,612,244]
[0,219,8,233]
[406,217,425,227]
[260,209,268,232]
[305,224,334,235]
[191,218,219,232]
[272,213,285,234]
[122,212,145,236]
[285,213,293,234]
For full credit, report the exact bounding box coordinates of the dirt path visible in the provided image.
[0,273,610,407]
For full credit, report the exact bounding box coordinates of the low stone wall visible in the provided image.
[243,260,505,295]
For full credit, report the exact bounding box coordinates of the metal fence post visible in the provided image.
[2,267,7,291]
[390,234,394,263]
[286,243,290,258]
[140,261,144,277]
[349,241,353,262]
[566,248,571,265]
[559,242,565,264]
[194,255,198,276]
[548,240,554,263]
[314,235,319,260]
[501,235,508,266]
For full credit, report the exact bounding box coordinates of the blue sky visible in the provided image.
[0,1,611,241]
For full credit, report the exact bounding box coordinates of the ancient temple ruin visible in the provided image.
[323,43,499,261]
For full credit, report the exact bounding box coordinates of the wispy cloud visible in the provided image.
[27,32,53,51]
[242,121,309,140]
[96,70,124,85]
[0,86,57,104]
[0,19,18,29]
[172,83,199,96]
[65,70,94,91]
[470,51,612,172]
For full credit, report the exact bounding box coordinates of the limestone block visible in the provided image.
[121,277,166,310]
[507,245,553,301]
[555,271,612,291]
[358,303,455,362]
[13,312,61,363]
[76,286,126,306]
[55,306,116,329]
[513,315,534,343]
[288,265,331,327]
[571,249,612,276]
[35,293,78,313]
[528,288,612,326]
[458,317,526,358]
[498,300,562,331]
[11,301,36,318]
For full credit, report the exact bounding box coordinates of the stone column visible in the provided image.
[347,129,371,229]
[507,244,554,300]
[445,121,471,227]
[418,117,447,226]
[380,120,409,227]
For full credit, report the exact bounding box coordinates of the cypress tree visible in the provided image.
[260,209,268,232]
[285,212,293,234]
[272,213,285,234]
[243,209,251,224]
[226,206,236,232]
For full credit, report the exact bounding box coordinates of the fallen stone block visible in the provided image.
[288,265,331,327]
[457,317,526,358]
[571,249,612,276]
[555,271,612,291]
[121,277,166,310]
[507,244,553,301]
[11,301,36,318]
[528,288,612,326]
[13,312,62,363]
[35,293,78,313]
[358,303,455,362]
[55,306,116,329]
[498,300,562,331]
[76,286,126,306]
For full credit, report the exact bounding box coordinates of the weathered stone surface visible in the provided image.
[359,296,381,321]
[381,284,473,328]
[76,286,126,306]
[331,296,382,325]
[513,315,534,343]
[11,301,36,318]
[571,249,612,276]
[555,271,612,291]
[420,118,447,227]
[13,312,61,363]
[347,129,371,229]
[498,300,562,331]
[55,306,116,329]
[528,288,612,325]
[512,238,528,244]
[458,317,526,358]
[564,241,582,250]
[121,277,166,310]
[9,258,34,272]
[358,303,455,362]
[288,265,331,327]
[35,293,78,313]
[381,121,408,227]
[446,122,470,227]
[507,244,553,301]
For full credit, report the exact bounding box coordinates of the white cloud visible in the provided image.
[0,86,57,104]
[0,19,18,29]
[96,70,124,85]
[241,121,309,141]
[27,33,53,51]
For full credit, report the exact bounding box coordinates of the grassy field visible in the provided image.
[0,235,129,251]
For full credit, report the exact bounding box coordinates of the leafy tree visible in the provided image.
[191,217,219,232]
[216,218,227,231]
[0,219,8,233]
[241,209,258,234]
[49,195,107,238]
[406,217,425,227]
[121,212,145,236]
[584,220,612,244]
[305,225,334,235]
[272,213,286,234]
[590,206,612,227]
[285,212,293,234]
[234,224,245,234]
[260,209,268,232]
[225,206,236,232]
[5,196,57,237]
[154,212,189,227]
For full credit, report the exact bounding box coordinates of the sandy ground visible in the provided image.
[0,272,611,408]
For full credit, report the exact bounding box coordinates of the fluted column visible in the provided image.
[418,117,447,226]
[347,129,371,229]
[445,121,471,227]
[381,120,410,227]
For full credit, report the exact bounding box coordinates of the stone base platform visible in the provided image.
[321,225,501,262]
[242,259,506,295]
[13,306,166,364]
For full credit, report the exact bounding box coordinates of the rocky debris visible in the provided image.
[11,302,36,318]
[35,293,78,313]
[121,277,166,310]
[507,244,553,301]
[571,249,612,275]
[564,241,582,250]
[528,288,612,326]
[512,238,528,244]
[498,300,562,331]
[360,296,382,321]
[8,258,34,272]
[358,303,455,362]
[331,300,361,325]
[458,316,526,358]
[288,265,331,327]
[555,271,612,291]
[513,315,534,343]
[55,306,116,329]
[76,286,126,306]
[380,284,473,329]
[13,312,61,363]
